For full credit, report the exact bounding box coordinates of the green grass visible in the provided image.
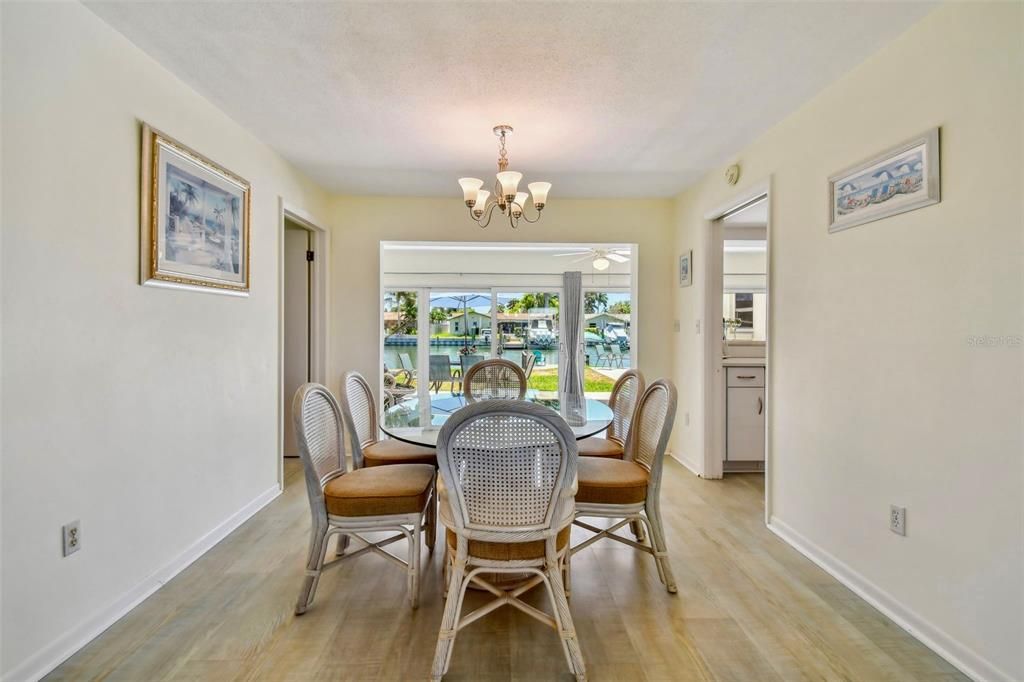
[527,368,614,393]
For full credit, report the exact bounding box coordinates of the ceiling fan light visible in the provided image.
[496,171,522,199]
[528,181,551,209]
[592,256,611,271]
[458,177,484,206]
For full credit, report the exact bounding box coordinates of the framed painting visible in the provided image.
[828,127,940,233]
[141,124,251,293]
[679,250,692,287]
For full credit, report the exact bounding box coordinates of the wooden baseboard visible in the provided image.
[3,485,282,682]
[768,516,1013,682]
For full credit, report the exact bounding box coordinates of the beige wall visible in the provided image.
[1,3,330,678]
[672,3,1023,680]
[328,197,675,395]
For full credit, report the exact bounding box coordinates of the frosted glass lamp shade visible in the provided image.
[496,171,522,198]
[592,256,611,271]
[458,177,484,205]
[512,192,529,216]
[528,182,551,208]
[472,190,490,217]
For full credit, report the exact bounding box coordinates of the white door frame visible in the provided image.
[701,178,773,523]
[278,199,329,488]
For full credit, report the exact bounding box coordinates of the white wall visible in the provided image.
[0,3,330,678]
[672,3,1023,680]
[330,197,674,397]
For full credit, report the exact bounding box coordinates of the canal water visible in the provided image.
[383,343,628,371]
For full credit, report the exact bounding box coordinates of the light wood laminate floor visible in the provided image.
[48,459,965,681]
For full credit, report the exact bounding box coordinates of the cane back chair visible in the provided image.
[340,371,436,468]
[576,369,645,459]
[462,358,528,403]
[570,379,679,594]
[431,400,585,681]
[291,383,436,613]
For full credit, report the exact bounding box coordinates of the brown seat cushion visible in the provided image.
[576,457,649,505]
[363,438,436,467]
[324,463,434,517]
[445,525,571,562]
[576,436,625,459]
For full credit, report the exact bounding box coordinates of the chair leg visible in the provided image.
[544,561,587,680]
[409,523,421,610]
[563,543,572,601]
[432,557,468,681]
[335,533,350,557]
[645,502,677,594]
[295,524,330,615]
[424,489,437,555]
[629,518,646,543]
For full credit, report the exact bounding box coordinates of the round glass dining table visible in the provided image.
[380,393,613,448]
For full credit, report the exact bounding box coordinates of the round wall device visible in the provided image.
[725,164,741,185]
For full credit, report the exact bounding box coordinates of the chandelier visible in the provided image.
[458,125,551,229]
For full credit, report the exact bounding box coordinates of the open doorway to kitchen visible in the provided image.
[378,242,638,416]
[702,185,772,517]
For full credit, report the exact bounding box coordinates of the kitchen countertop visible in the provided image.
[721,356,766,367]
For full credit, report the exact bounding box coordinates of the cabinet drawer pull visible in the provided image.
[736,374,757,379]
[757,397,763,415]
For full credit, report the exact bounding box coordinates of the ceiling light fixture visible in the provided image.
[592,255,611,271]
[459,125,550,229]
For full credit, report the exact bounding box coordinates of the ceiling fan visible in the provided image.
[553,248,630,271]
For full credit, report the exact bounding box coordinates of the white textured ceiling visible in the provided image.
[86,1,934,198]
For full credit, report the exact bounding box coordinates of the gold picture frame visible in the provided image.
[141,124,251,293]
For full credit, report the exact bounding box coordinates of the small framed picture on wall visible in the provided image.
[679,250,693,287]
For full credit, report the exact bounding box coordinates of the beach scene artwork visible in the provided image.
[829,128,939,232]
[143,125,250,292]
[164,163,241,276]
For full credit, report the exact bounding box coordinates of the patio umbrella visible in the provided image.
[429,293,492,350]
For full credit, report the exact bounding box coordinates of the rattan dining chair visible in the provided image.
[570,379,679,594]
[340,371,436,468]
[292,383,436,613]
[462,358,528,403]
[577,369,645,459]
[432,400,585,681]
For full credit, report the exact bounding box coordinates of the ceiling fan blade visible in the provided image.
[553,251,590,257]
[572,255,592,263]
[606,253,630,263]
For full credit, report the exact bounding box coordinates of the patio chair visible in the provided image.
[291,383,436,613]
[459,353,484,377]
[340,371,436,468]
[607,344,626,368]
[521,350,537,379]
[570,379,679,594]
[576,369,645,459]
[533,349,546,366]
[399,352,417,380]
[428,354,460,394]
[593,343,613,368]
[383,369,415,410]
[431,400,586,681]
[463,358,527,403]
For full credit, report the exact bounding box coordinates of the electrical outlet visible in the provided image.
[889,505,906,536]
[695,319,701,335]
[63,520,82,556]
[673,319,681,332]
[684,411,690,426]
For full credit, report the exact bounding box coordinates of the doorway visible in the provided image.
[282,218,312,457]
[701,182,772,518]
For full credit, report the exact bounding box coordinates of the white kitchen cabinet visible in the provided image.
[726,368,765,462]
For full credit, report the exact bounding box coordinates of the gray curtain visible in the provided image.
[560,272,585,422]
